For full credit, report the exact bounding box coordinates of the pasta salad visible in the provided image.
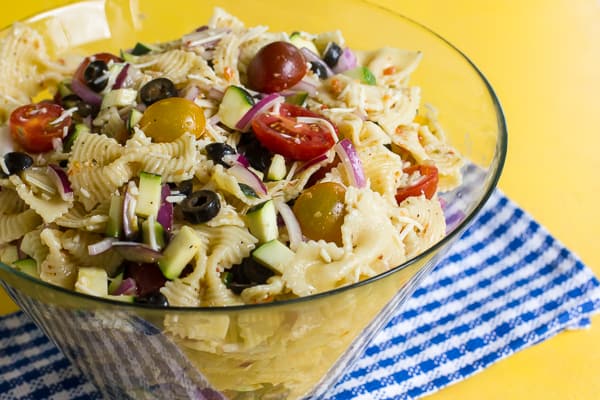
[0,8,464,308]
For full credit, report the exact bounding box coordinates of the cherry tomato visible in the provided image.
[293,182,346,245]
[139,97,206,142]
[395,164,439,204]
[251,103,336,161]
[9,102,71,153]
[73,52,122,89]
[246,41,307,93]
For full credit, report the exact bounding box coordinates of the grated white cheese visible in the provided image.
[51,137,63,153]
[186,31,228,47]
[166,194,186,203]
[50,106,78,126]
[80,187,91,198]
[296,116,339,142]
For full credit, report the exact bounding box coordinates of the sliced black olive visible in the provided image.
[84,60,109,92]
[323,42,343,68]
[309,61,328,79]
[2,152,33,176]
[139,77,178,106]
[176,179,194,197]
[135,291,169,307]
[180,190,221,224]
[205,142,236,167]
[240,258,274,284]
[61,94,95,119]
[225,257,274,294]
[237,133,272,172]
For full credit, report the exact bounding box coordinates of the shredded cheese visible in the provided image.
[296,116,339,142]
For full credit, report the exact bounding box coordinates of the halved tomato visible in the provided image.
[395,164,439,204]
[251,103,337,161]
[9,102,71,153]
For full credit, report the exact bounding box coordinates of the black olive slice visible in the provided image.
[180,190,221,224]
[205,142,236,167]
[323,42,343,68]
[134,291,169,307]
[309,61,328,79]
[84,60,109,92]
[2,152,33,176]
[139,77,178,106]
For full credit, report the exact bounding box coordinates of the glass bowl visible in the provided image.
[0,0,506,399]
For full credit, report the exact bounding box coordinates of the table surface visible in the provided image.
[1,1,599,399]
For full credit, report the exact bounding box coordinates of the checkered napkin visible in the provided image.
[1,189,600,400]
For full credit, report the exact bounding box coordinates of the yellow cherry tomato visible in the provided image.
[292,182,346,245]
[139,97,205,142]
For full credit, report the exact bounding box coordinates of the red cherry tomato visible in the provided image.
[251,103,337,161]
[73,52,122,86]
[395,164,439,204]
[9,103,71,153]
[246,41,307,93]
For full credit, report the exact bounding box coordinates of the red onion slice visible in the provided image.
[122,182,138,240]
[112,63,130,89]
[88,237,116,255]
[235,93,283,132]
[274,199,303,251]
[70,78,102,108]
[47,164,74,201]
[295,152,329,175]
[183,85,200,101]
[296,116,339,142]
[228,163,267,196]
[113,277,137,296]
[222,153,250,168]
[287,78,318,97]
[334,138,367,188]
[207,87,224,101]
[157,184,173,232]
[182,27,229,48]
[332,47,358,74]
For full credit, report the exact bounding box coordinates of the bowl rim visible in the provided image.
[0,0,507,312]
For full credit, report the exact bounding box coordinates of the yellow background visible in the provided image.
[1,1,599,399]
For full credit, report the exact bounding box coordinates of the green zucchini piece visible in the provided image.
[266,154,287,181]
[128,109,143,132]
[105,294,135,303]
[158,226,203,280]
[245,200,278,243]
[101,88,137,110]
[108,271,124,294]
[63,123,89,153]
[142,218,166,251]
[106,195,123,238]
[217,85,254,130]
[135,172,162,218]
[252,239,294,274]
[75,267,109,297]
[13,258,38,277]
[131,42,159,56]
[285,91,308,106]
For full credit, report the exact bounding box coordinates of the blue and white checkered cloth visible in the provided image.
[2,189,600,400]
